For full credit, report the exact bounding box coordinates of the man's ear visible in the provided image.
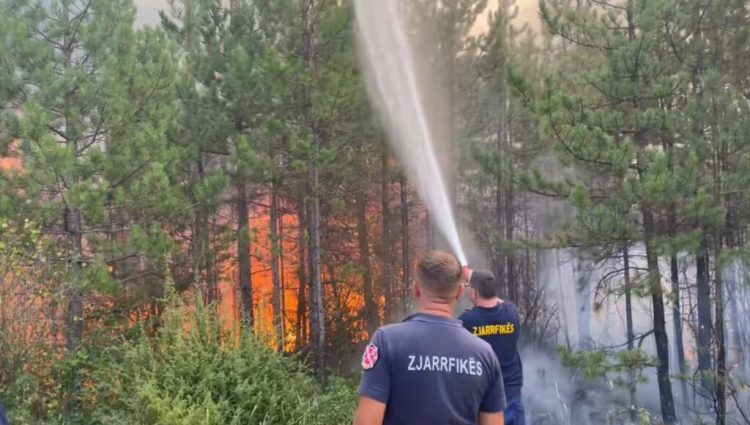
[455,284,464,300]
[413,281,421,299]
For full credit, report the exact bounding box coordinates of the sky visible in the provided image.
[134,0,166,27]
[134,0,540,30]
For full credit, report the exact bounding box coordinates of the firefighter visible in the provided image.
[460,269,525,425]
[353,250,506,425]
[0,401,8,425]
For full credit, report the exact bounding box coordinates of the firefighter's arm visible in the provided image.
[353,396,386,425]
[479,411,505,425]
[354,331,389,425]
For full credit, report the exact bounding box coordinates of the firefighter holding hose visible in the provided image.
[353,250,506,425]
[460,269,525,425]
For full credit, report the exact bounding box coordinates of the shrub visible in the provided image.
[82,296,356,425]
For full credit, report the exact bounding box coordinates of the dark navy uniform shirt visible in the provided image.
[459,302,523,399]
[357,313,506,425]
[0,402,8,425]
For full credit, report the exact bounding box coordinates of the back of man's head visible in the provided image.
[416,250,462,302]
[469,269,497,299]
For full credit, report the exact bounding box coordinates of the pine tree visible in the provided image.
[2,0,184,412]
[160,0,234,305]
[526,0,689,421]
[666,1,750,420]
[253,0,366,378]
[468,0,535,302]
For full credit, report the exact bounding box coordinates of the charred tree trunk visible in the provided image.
[62,3,84,411]
[670,254,689,406]
[295,196,308,351]
[279,210,287,347]
[400,175,410,315]
[230,0,253,334]
[271,183,283,352]
[301,0,325,380]
[425,212,435,250]
[504,98,516,302]
[714,137,727,425]
[696,244,714,392]
[628,1,675,419]
[665,137,689,407]
[643,208,677,423]
[196,160,216,305]
[64,206,84,412]
[357,191,379,336]
[381,148,394,323]
[63,199,84,352]
[623,246,637,422]
[236,178,254,330]
[690,0,714,402]
[714,242,726,425]
[494,90,506,294]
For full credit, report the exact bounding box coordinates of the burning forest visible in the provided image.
[2,0,750,424]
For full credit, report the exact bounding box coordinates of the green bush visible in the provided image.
[80,298,356,425]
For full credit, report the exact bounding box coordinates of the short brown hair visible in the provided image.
[469,269,497,299]
[416,250,462,300]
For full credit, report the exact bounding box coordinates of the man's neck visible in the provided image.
[419,302,455,318]
[475,297,501,308]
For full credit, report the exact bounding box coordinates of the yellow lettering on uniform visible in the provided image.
[473,323,517,337]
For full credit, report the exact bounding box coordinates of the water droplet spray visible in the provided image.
[352,0,468,267]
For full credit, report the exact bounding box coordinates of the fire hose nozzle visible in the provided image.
[461,265,472,282]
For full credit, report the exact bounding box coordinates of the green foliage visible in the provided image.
[560,346,656,385]
[80,295,356,425]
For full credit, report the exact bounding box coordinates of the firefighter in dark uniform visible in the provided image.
[353,251,506,425]
[0,401,8,425]
[460,269,525,425]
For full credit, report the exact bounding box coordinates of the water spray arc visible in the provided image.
[352,0,467,266]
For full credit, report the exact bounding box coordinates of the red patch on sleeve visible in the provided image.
[361,343,379,369]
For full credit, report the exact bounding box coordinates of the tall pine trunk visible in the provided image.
[665,137,689,407]
[623,246,637,421]
[295,195,308,351]
[271,183,283,351]
[62,2,84,411]
[714,242,726,425]
[279,211,287,347]
[690,0,715,400]
[381,147,394,322]
[236,178,254,330]
[230,0,253,335]
[301,0,325,380]
[494,91,505,291]
[400,175,410,315]
[504,97,516,302]
[628,0,675,419]
[196,161,216,305]
[643,207,677,423]
[64,207,84,412]
[309,177,324,380]
[357,191,378,335]
[696,245,714,391]
[62,0,84,355]
[425,213,435,250]
[670,254,689,406]
[714,138,727,425]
